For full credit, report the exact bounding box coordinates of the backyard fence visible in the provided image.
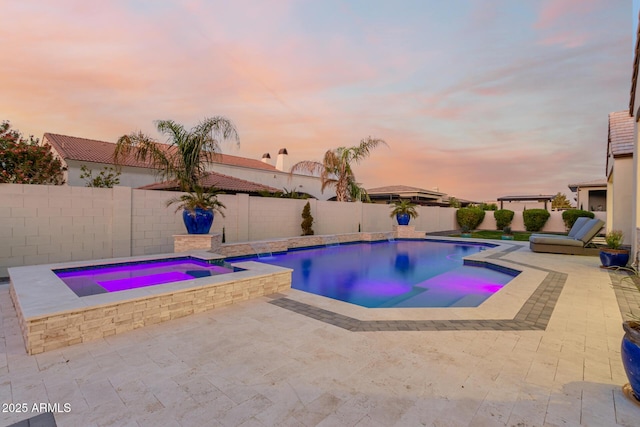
[0,184,602,276]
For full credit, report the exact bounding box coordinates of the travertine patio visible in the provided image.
[1,241,640,426]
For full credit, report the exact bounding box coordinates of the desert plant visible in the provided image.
[290,137,387,202]
[80,164,121,188]
[389,200,419,219]
[494,209,514,230]
[301,201,314,235]
[480,202,498,211]
[456,207,485,230]
[165,186,226,215]
[561,209,595,230]
[522,209,550,232]
[606,230,624,250]
[114,117,239,192]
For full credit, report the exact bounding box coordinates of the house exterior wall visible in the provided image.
[205,163,335,200]
[62,158,335,200]
[612,158,634,244]
[66,160,159,188]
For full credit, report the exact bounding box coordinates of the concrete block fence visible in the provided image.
[0,184,595,276]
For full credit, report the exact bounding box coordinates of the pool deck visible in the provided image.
[1,239,640,426]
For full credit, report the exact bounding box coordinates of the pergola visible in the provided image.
[496,195,555,210]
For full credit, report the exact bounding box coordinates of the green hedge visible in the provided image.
[561,209,594,230]
[522,209,550,232]
[493,209,514,230]
[456,207,485,230]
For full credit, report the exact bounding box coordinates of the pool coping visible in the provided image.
[265,238,567,331]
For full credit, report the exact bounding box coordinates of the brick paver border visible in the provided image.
[269,244,568,332]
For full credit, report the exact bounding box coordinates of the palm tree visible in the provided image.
[290,137,387,202]
[114,116,239,191]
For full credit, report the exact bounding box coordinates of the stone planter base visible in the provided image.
[393,225,426,239]
[174,233,222,253]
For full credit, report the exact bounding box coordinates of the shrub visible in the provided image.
[0,121,66,184]
[456,207,485,230]
[494,209,514,230]
[561,209,595,230]
[80,164,121,188]
[301,201,314,235]
[522,209,550,232]
[480,202,498,211]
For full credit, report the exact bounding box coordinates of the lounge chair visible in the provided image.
[529,218,604,255]
[530,216,591,240]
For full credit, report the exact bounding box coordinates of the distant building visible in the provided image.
[43,133,335,200]
[496,195,556,211]
[568,179,607,212]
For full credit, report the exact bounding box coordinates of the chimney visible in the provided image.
[276,148,288,171]
[261,153,271,164]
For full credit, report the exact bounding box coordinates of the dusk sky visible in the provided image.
[1,1,634,201]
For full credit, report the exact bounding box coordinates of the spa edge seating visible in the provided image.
[529,217,605,255]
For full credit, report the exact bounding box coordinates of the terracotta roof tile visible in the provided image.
[608,111,634,157]
[44,133,278,171]
[138,171,280,194]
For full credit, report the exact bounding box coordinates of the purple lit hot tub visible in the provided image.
[54,257,242,297]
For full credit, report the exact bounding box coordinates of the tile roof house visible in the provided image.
[138,171,281,195]
[603,110,634,243]
[43,133,335,199]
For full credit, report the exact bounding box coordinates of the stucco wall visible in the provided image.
[1,184,462,277]
[1,184,118,276]
[66,160,159,189]
[611,158,634,244]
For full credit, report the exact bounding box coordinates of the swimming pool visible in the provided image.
[232,240,519,308]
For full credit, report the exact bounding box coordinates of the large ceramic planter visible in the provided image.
[396,213,410,226]
[622,321,640,404]
[182,208,214,234]
[599,249,629,268]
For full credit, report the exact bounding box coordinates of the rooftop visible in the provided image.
[44,133,278,172]
[138,171,281,194]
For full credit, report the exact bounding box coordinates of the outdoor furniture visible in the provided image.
[530,216,591,240]
[529,218,604,255]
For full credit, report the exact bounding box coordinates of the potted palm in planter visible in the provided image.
[389,200,418,226]
[599,230,629,268]
[166,186,226,234]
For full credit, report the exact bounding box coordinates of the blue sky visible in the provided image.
[0,0,634,201]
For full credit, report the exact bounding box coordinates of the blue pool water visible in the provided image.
[233,240,518,308]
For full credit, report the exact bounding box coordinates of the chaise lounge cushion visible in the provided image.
[530,216,591,240]
[529,218,604,255]
[528,235,585,247]
[573,218,605,243]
